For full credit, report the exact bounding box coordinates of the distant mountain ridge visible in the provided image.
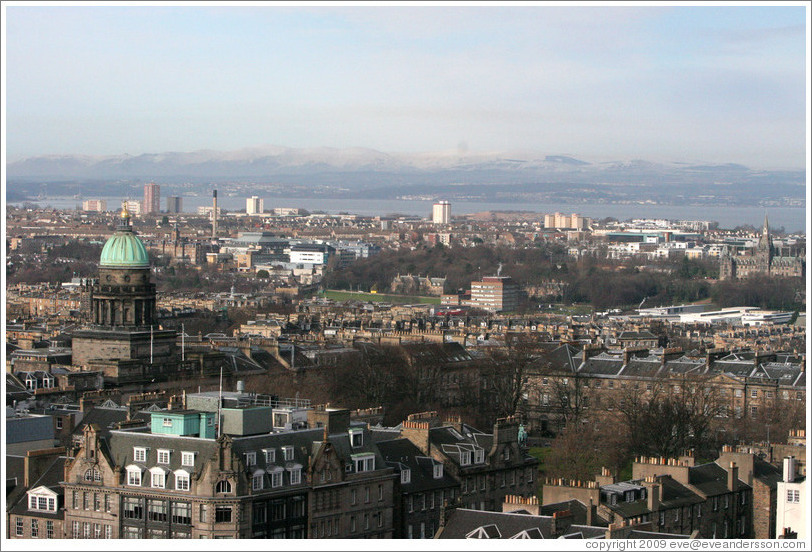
[6,145,805,207]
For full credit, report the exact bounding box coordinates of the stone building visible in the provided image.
[719,215,804,280]
[399,413,539,513]
[69,207,193,385]
[306,407,397,538]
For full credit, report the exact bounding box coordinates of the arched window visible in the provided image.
[215,480,231,494]
[84,468,101,482]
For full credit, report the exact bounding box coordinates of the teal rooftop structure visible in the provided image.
[99,206,150,269]
[150,410,216,439]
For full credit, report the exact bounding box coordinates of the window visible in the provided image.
[713,496,719,511]
[28,494,56,512]
[378,512,383,528]
[271,470,283,488]
[151,469,166,489]
[126,466,142,486]
[289,467,301,485]
[253,472,264,491]
[123,527,142,539]
[378,484,383,501]
[72,521,80,539]
[46,521,53,539]
[181,451,195,466]
[407,524,413,539]
[504,448,510,461]
[31,519,38,538]
[787,490,800,503]
[200,504,208,523]
[175,470,190,491]
[263,449,275,463]
[750,406,758,417]
[123,497,143,519]
[157,449,171,464]
[430,491,435,509]
[734,389,743,398]
[351,516,356,533]
[16,518,23,537]
[245,452,256,467]
[354,454,375,472]
[172,502,192,525]
[282,446,294,461]
[408,495,414,513]
[350,430,364,447]
[365,486,370,503]
[216,480,232,494]
[401,469,411,484]
[94,493,100,510]
[94,523,101,539]
[474,449,485,463]
[84,468,100,482]
[659,511,665,526]
[459,451,471,466]
[133,447,147,462]
[163,417,173,427]
[433,464,443,479]
[215,506,232,523]
[751,389,758,398]
[351,489,357,506]
[148,499,168,522]
[83,522,90,538]
[105,525,111,539]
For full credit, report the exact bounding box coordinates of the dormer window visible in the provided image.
[216,480,232,494]
[349,429,364,448]
[133,447,147,463]
[282,446,294,461]
[433,464,443,479]
[288,466,302,485]
[401,469,411,484]
[126,466,143,486]
[150,467,167,489]
[245,452,257,467]
[181,451,195,467]
[460,451,472,466]
[157,449,170,464]
[263,449,276,463]
[252,471,264,491]
[474,450,485,464]
[354,454,375,472]
[28,491,57,512]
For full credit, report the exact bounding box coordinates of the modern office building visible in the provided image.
[246,196,264,216]
[432,201,450,225]
[143,183,160,215]
[469,276,520,312]
[165,196,182,214]
[82,200,107,212]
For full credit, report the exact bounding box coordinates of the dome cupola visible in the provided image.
[99,205,150,269]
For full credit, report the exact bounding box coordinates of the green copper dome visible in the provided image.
[99,211,150,269]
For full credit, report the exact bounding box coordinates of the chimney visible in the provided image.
[212,189,218,238]
[727,462,739,492]
[595,466,616,486]
[645,478,660,512]
[551,509,573,536]
[586,497,594,526]
[783,457,797,483]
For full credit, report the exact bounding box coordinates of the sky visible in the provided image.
[3,2,809,168]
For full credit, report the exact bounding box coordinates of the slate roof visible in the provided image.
[436,508,607,539]
[6,455,25,497]
[71,406,132,438]
[7,455,67,519]
[578,353,624,376]
[377,438,459,493]
[688,463,751,497]
[538,499,610,527]
[6,414,56,445]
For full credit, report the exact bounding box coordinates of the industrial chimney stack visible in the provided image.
[212,189,218,238]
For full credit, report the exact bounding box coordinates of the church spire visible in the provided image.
[763,212,769,235]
